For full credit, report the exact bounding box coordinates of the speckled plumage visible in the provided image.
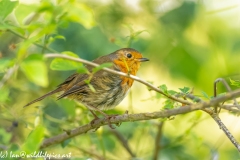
[24,48,149,112]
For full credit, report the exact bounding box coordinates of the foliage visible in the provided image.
[0,0,240,159]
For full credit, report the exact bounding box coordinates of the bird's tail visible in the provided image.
[23,87,62,107]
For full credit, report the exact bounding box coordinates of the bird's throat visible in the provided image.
[113,59,139,87]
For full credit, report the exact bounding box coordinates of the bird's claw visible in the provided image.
[90,117,101,131]
[105,115,116,129]
[90,115,116,130]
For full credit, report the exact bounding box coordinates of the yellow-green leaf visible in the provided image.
[21,54,48,87]
[0,0,18,21]
[92,63,112,73]
[21,126,44,153]
[50,52,83,71]
[67,3,95,29]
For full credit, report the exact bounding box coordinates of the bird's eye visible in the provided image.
[126,53,132,58]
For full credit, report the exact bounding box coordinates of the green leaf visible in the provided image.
[77,66,89,74]
[146,81,154,90]
[0,128,12,144]
[0,88,10,102]
[163,99,174,109]
[67,3,95,29]
[229,78,240,88]
[179,87,190,94]
[133,30,147,38]
[159,84,168,94]
[201,91,210,100]
[21,54,48,87]
[155,92,162,99]
[50,52,84,71]
[15,3,37,24]
[54,35,66,40]
[0,58,12,72]
[21,126,44,153]
[61,139,71,148]
[194,110,202,120]
[92,63,112,73]
[84,79,96,92]
[9,143,19,152]
[88,83,96,92]
[47,35,66,44]
[0,0,18,21]
[168,90,178,95]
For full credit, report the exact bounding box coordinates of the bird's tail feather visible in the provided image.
[23,87,62,107]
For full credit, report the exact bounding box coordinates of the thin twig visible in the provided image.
[44,53,191,105]
[7,29,57,53]
[208,110,240,151]
[109,129,136,158]
[153,122,164,160]
[0,65,18,89]
[214,78,240,112]
[221,105,240,114]
[186,93,240,152]
[40,89,240,149]
[69,144,105,160]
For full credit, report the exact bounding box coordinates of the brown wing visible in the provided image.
[57,74,88,99]
[57,54,116,100]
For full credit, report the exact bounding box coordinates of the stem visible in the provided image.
[208,110,240,151]
[153,122,164,160]
[187,93,240,152]
[110,129,136,157]
[7,29,57,53]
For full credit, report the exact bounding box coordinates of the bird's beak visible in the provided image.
[137,58,149,62]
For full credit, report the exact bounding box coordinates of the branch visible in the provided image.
[153,122,164,160]
[221,105,240,114]
[7,29,57,53]
[69,145,105,160]
[186,94,240,151]
[214,78,240,111]
[40,88,240,149]
[209,111,240,151]
[109,129,136,157]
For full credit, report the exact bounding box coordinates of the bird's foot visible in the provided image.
[90,117,101,131]
[105,115,116,129]
[90,115,116,130]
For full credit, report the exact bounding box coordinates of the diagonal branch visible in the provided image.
[109,129,136,157]
[209,111,240,151]
[7,29,57,53]
[153,122,164,160]
[44,53,191,105]
[40,88,240,149]
[186,94,240,152]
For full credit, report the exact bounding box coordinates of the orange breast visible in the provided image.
[113,59,140,87]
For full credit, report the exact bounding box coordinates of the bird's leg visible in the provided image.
[90,110,99,119]
[115,110,129,127]
[89,107,115,129]
[89,110,101,131]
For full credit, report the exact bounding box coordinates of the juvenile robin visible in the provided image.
[24,48,149,128]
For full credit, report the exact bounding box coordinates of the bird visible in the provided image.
[24,48,149,128]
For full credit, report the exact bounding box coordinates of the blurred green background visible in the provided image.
[0,0,240,159]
